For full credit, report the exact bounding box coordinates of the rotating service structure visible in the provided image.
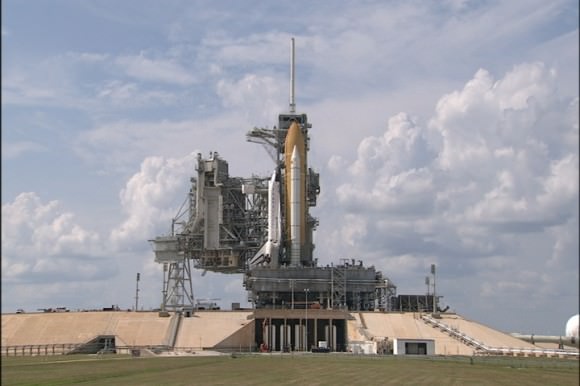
[150,152,271,311]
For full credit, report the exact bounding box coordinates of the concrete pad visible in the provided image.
[1,310,545,357]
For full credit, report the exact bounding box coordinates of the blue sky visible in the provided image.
[2,0,578,335]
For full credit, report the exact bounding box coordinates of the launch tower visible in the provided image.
[150,38,397,312]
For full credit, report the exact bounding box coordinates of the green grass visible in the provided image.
[2,354,578,386]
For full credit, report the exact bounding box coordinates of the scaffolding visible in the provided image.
[151,152,269,310]
[150,150,399,312]
[161,260,193,312]
[330,263,347,309]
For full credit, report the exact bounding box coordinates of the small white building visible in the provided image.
[393,338,435,355]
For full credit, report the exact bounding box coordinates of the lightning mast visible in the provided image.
[290,37,296,113]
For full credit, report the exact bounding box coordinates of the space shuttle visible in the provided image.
[250,38,318,269]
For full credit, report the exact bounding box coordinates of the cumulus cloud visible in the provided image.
[433,63,563,171]
[429,63,578,231]
[1,156,203,310]
[110,153,197,248]
[336,112,437,214]
[1,192,105,283]
[321,62,578,324]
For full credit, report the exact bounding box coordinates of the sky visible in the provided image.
[2,0,578,336]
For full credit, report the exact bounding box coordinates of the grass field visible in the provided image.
[2,353,578,386]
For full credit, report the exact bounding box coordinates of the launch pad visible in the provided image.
[150,38,397,313]
[245,263,395,311]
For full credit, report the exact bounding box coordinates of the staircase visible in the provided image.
[331,265,346,309]
[357,313,374,340]
[67,335,116,355]
[164,312,183,349]
[421,314,579,358]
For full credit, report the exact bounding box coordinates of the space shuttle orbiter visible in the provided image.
[249,170,281,267]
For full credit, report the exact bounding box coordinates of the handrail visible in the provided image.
[421,315,579,358]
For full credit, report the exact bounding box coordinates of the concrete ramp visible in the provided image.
[112,312,172,347]
[2,312,114,346]
[359,312,536,353]
[434,314,537,349]
[360,312,476,355]
[2,311,252,352]
[1,312,172,348]
[175,311,254,350]
[347,314,368,342]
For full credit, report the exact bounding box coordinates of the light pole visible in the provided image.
[425,276,430,313]
[431,264,437,316]
[304,288,310,351]
[135,273,140,311]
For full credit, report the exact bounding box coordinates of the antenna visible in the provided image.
[289,37,296,113]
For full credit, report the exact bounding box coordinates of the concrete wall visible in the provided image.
[2,310,539,357]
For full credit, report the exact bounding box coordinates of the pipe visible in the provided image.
[510,333,579,348]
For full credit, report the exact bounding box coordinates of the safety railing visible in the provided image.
[421,314,579,358]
